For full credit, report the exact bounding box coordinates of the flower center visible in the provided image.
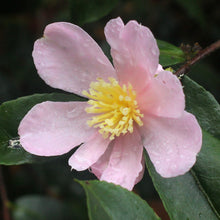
[82,78,143,140]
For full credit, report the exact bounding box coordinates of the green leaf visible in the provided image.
[0,93,84,165]
[145,144,218,220]
[183,76,220,214]
[183,76,220,139]
[145,76,220,219]
[78,180,160,220]
[70,0,118,25]
[187,62,220,101]
[193,131,220,215]
[12,195,78,220]
[157,40,185,67]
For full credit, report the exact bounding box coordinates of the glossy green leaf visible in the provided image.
[70,0,118,25]
[145,131,220,220]
[145,76,220,219]
[193,131,220,214]
[157,40,185,67]
[12,195,78,220]
[182,76,220,139]
[188,62,220,101]
[78,180,160,220]
[183,76,220,214]
[0,93,84,165]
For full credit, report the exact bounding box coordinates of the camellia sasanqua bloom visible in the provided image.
[18,17,202,190]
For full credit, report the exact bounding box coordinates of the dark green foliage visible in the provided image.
[145,77,220,219]
[79,180,160,220]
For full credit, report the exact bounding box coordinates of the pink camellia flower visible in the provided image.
[18,17,202,190]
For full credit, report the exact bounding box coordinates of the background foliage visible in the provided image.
[0,0,219,219]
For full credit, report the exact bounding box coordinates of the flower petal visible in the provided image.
[134,155,145,185]
[138,70,185,118]
[105,18,159,92]
[33,22,116,95]
[100,128,143,190]
[18,101,94,156]
[68,133,111,171]
[141,112,202,177]
[104,17,124,49]
[90,141,114,179]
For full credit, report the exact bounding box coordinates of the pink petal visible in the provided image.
[91,141,114,179]
[105,18,159,93]
[141,112,202,177]
[100,128,143,190]
[134,155,145,185]
[91,130,144,189]
[104,17,124,49]
[156,64,163,72]
[33,22,116,95]
[138,70,185,118]
[68,132,111,171]
[18,101,94,156]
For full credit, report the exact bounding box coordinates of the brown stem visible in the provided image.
[0,166,11,220]
[175,40,220,77]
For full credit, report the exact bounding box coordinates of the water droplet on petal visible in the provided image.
[83,43,89,47]
[116,20,122,25]
[67,109,76,118]
[151,48,157,55]
[97,58,106,65]
[114,54,124,64]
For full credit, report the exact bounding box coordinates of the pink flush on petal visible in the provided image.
[18,17,202,191]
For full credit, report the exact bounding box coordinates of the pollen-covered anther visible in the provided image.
[120,107,130,115]
[83,77,144,140]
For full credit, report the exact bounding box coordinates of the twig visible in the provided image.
[175,40,220,77]
[0,166,11,220]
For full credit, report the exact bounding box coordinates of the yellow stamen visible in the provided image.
[82,77,144,140]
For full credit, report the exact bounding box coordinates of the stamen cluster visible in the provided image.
[82,78,143,140]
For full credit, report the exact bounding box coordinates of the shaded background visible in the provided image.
[0,0,219,219]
